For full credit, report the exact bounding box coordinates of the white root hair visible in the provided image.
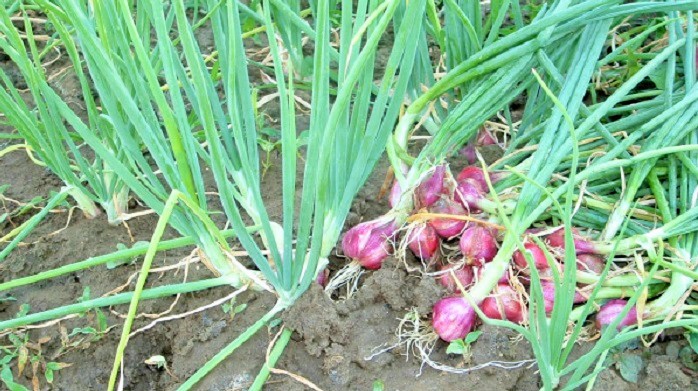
[365,308,536,376]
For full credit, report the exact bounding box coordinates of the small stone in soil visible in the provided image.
[666,341,682,360]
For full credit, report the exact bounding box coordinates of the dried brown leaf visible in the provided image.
[17,346,28,376]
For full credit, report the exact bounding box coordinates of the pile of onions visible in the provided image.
[335,158,642,343]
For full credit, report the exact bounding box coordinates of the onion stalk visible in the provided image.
[0,10,131,225]
[4,0,429,388]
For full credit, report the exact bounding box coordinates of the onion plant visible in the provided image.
[387,0,698,301]
[0,8,130,225]
[372,0,698,389]
[2,0,426,388]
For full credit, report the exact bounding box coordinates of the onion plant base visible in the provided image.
[324,261,365,298]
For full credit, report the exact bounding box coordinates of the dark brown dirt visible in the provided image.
[280,265,536,391]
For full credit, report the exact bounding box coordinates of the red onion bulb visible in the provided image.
[342,216,397,270]
[429,198,467,238]
[432,296,477,342]
[457,166,489,190]
[576,254,605,274]
[546,227,598,255]
[406,223,440,259]
[416,165,446,208]
[595,299,638,331]
[476,128,497,146]
[540,281,586,314]
[388,180,402,209]
[438,264,474,293]
[512,242,552,272]
[455,179,484,213]
[459,225,498,266]
[480,284,524,323]
[460,144,478,165]
[316,269,329,288]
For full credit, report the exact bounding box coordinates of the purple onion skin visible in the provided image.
[546,228,598,255]
[455,179,484,213]
[416,165,446,208]
[342,217,397,270]
[432,296,477,342]
[407,224,440,259]
[481,297,503,320]
[595,299,638,331]
[477,128,497,146]
[457,166,504,190]
[460,144,478,165]
[480,284,524,323]
[541,281,586,314]
[576,254,605,274]
[316,269,330,288]
[388,180,402,209]
[457,166,488,189]
[498,270,510,285]
[475,265,510,286]
[429,198,467,238]
[459,225,498,265]
[438,264,474,293]
[525,227,548,235]
[512,242,552,272]
[459,130,497,164]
